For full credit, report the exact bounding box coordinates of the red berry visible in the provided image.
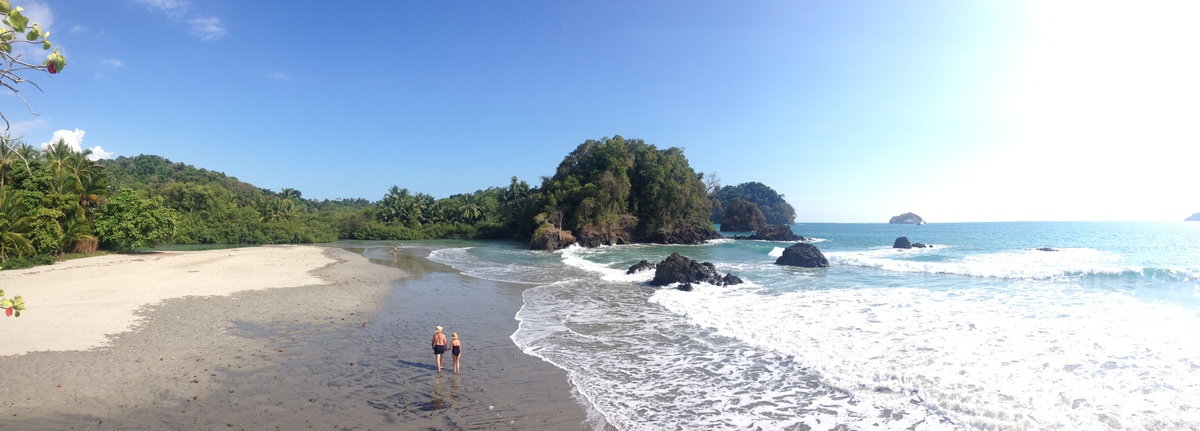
[5,307,12,317]
[47,62,57,74]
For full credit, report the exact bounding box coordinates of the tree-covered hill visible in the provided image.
[710,182,796,226]
[533,136,718,249]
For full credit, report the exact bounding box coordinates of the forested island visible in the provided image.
[0,134,797,268]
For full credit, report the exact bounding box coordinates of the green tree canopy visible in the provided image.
[93,188,177,252]
[719,198,767,232]
[711,181,796,225]
[535,136,716,248]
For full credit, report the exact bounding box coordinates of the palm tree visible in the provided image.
[0,191,35,262]
[458,194,483,224]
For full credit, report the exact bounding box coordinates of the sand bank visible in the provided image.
[0,244,591,430]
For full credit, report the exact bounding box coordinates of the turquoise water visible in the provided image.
[423,222,1200,430]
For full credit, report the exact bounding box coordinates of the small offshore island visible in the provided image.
[1187,213,1200,221]
[889,212,926,224]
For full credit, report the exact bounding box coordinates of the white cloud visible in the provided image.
[102,59,123,68]
[268,72,295,82]
[133,0,189,15]
[87,146,114,161]
[40,129,115,160]
[188,16,226,41]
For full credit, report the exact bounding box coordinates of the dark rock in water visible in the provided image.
[677,283,694,292]
[627,260,655,274]
[893,236,912,249]
[774,243,830,268]
[1186,213,1200,222]
[889,212,926,224]
[748,224,804,241]
[722,273,744,286]
[1036,247,1058,252]
[650,253,742,287]
[644,224,723,245]
[912,242,929,248]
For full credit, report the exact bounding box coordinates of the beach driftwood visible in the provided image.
[775,243,830,268]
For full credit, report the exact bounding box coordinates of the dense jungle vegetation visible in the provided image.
[0,135,795,268]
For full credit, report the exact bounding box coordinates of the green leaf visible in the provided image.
[0,287,5,296]
[0,0,10,15]
[41,39,49,50]
[25,27,37,41]
[0,299,11,307]
[9,8,26,33]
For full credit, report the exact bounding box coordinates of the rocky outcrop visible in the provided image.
[576,224,635,248]
[626,260,655,274]
[889,212,925,224]
[894,237,931,249]
[530,227,576,251]
[774,243,830,268]
[649,253,743,287]
[748,224,804,241]
[1036,247,1058,252]
[644,224,723,245]
[1187,213,1200,222]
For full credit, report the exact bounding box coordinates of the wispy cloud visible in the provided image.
[188,16,226,41]
[133,0,225,41]
[102,59,123,68]
[133,0,189,16]
[268,72,295,82]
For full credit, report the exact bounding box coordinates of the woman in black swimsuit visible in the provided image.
[450,333,462,374]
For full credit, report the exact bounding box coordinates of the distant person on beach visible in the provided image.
[451,333,462,374]
[432,326,447,372]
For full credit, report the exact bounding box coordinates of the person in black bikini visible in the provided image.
[450,333,462,374]
[432,326,447,372]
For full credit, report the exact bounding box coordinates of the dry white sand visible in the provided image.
[0,246,333,356]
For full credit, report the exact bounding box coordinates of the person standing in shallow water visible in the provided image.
[432,326,447,372]
[450,333,462,374]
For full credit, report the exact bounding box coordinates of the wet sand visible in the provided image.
[0,245,590,430]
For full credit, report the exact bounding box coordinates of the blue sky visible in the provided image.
[6,1,1198,222]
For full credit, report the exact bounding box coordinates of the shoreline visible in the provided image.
[0,244,591,430]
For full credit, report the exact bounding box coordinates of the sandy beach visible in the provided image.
[0,245,590,430]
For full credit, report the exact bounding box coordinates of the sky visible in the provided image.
[4,1,1198,222]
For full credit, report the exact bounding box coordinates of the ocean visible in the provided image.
[424,221,1200,430]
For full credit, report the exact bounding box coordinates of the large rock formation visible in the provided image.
[649,253,744,287]
[720,198,767,232]
[1187,213,1200,221]
[748,224,804,241]
[889,212,925,224]
[774,243,830,268]
[530,227,576,251]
